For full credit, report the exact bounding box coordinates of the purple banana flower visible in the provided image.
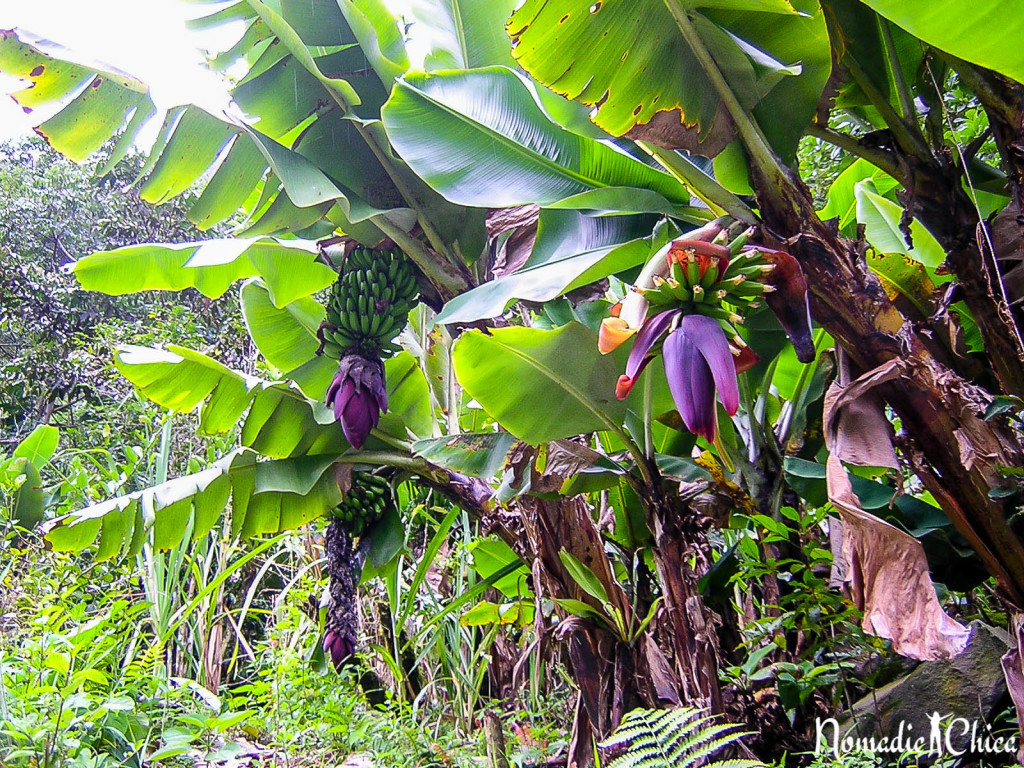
[326,353,388,449]
[616,311,739,442]
[323,628,356,671]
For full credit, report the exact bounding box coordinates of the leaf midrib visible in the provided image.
[399,76,665,196]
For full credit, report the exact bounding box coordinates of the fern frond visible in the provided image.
[598,706,767,768]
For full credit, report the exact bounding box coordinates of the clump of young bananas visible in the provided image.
[320,248,419,358]
[640,240,776,342]
[329,473,391,537]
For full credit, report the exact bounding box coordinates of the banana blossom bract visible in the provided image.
[617,311,739,442]
[327,353,388,449]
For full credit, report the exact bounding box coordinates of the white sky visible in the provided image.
[0,0,241,143]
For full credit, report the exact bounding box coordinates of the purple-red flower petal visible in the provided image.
[749,247,815,364]
[664,328,717,441]
[679,314,739,416]
[663,315,741,442]
[732,345,760,374]
[626,309,679,380]
[326,353,388,450]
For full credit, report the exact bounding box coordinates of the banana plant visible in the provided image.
[498,0,1024,594]
[6,0,1024,762]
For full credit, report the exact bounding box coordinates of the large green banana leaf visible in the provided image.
[505,0,831,162]
[0,23,401,237]
[72,239,335,306]
[436,210,663,324]
[823,0,925,111]
[856,0,1024,84]
[854,181,945,272]
[0,29,154,163]
[818,158,900,235]
[115,345,345,458]
[40,449,343,560]
[452,323,626,444]
[413,433,520,480]
[381,66,695,214]
[407,0,519,70]
[240,279,326,373]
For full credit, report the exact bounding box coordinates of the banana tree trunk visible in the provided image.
[514,495,688,768]
[752,160,1024,608]
[641,487,724,711]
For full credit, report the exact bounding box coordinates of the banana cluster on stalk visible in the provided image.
[329,473,392,537]
[641,240,775,345]
[321,248,419,358]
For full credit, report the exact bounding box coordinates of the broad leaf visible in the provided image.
[381,67,692,212]
[818,159,900,235]
[857,0,1024,84]
[376,353,435,440]
[436,210,658,324]
[72,238,336,306]
[468,539,533,599]
[138,109,236,204]
[115,345,345,456]
[506,0,831,161]
[413,433,519,480]
[867,252,939,315]
[13,425,60,468]
[825,0,925,111]
[240,278,325,372]
[241,0,362,109]
[365,504,405,569]
[4,458,44,529]
[187,137,268,230]
[452,323,626,444]
[0,28,399,236]
[337,0,410,86]
[0,29,154,163]
[408,0,519,71]
[460,601,533,627]
[240,384,348,458]
[558,549,610,605]
[41,449,342,559]
[116,345,263,435]
[854,181,946,271]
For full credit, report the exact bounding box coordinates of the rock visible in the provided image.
[835,621,1011,753]
[338,754,376,768]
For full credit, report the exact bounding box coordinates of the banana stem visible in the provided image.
[639,141,758,226]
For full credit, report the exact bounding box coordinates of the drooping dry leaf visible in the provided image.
[532,439,604,493]
[828,385,899,470]
[623,103,735,158]
[824,372,970,660]
[642,633,681,706]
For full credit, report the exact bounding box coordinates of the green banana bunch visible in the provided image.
[321,247,419,358]
[329,473,392,536]
[640,240,776,341]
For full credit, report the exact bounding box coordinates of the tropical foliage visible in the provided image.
[3,0,1024,764]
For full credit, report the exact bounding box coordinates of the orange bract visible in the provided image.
[598,316,638,354]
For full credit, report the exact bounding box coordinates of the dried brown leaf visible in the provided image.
[824,375,969,660]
